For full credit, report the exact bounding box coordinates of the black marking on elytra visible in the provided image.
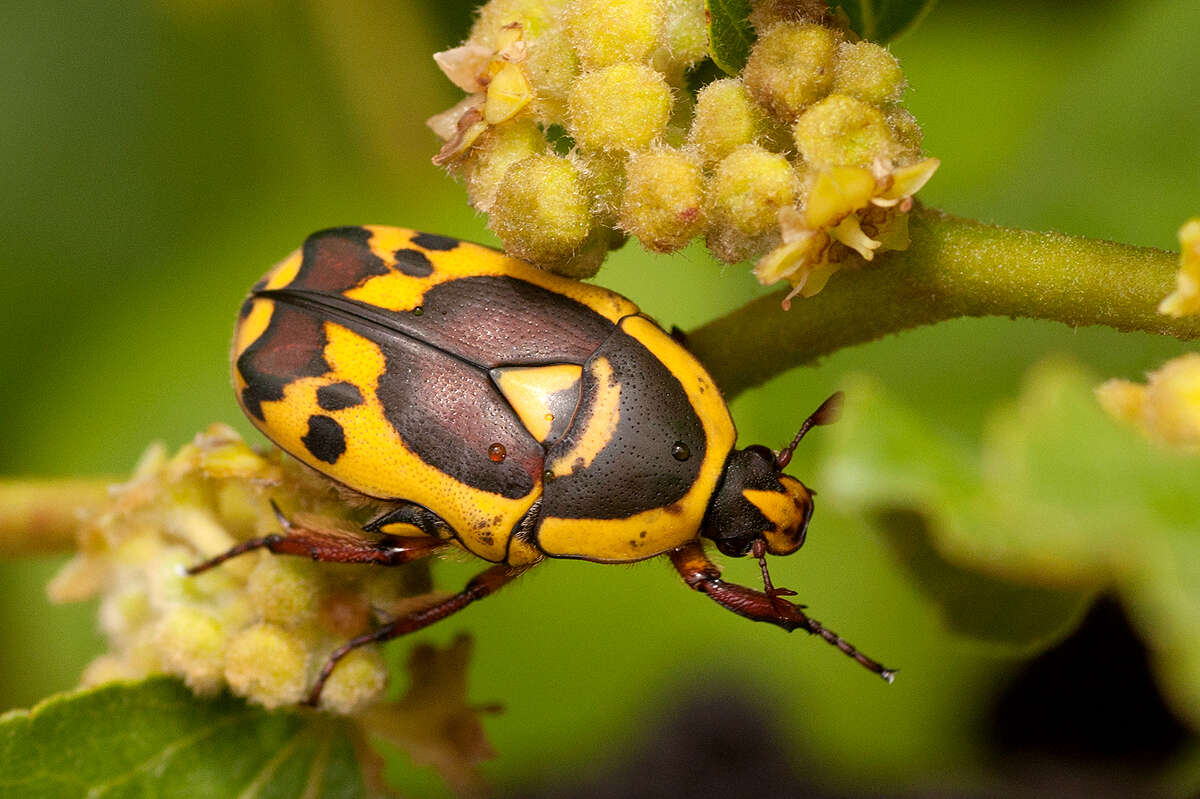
[541,318,707,521]
[317,381,364,411]
[393,248,434,277]
[289,227,390,294]
[411,232,460,251]
[237,305,330,421]
[301,414,346,464]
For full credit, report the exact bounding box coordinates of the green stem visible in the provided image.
[688,207,1194,399]
[0,478,112,557]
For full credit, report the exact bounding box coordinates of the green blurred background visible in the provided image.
[2,0,1198,795]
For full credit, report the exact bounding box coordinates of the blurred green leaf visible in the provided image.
[0,678,366,799]
[706,0,755,75]
[818,362,1200,725]
[827,0,936,42]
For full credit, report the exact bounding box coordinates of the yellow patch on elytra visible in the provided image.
[545,358,620,477]
[264,251,303,290]
[493,364,583,441]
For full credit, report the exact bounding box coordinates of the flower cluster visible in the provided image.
[429,0,938,303]
[48,425,427,715]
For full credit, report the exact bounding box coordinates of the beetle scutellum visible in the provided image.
[189,225,894,705]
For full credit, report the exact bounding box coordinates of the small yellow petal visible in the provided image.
[753,230,824,286]
[805,166,876,229]
[830,214,881,260]
[433,44,493,93]
[485,62,533,124]
[877,157,940,203]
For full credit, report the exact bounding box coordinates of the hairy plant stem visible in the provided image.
[688,206,1194,399]
[0,478,111,557]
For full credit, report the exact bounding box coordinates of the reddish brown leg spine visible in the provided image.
[668,541,895,683]
[306,563,523,705]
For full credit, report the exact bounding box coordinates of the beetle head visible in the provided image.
[700,393,842,559]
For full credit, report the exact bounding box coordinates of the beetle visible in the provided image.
[190,225,893,705]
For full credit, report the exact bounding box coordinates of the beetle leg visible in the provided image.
[750,537,799,613]
[668,541,895,683]
[185,500,448,574]
[307,562,526,706]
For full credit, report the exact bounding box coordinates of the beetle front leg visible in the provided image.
[186,500,448,574]
[307,562,526,706]
[668,541,895,683]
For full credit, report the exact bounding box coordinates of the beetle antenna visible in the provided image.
[776,391,844,470]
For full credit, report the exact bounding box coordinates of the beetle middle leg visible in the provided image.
[668,541,895,683]
[186,500,449,574]
[306,562,527,705]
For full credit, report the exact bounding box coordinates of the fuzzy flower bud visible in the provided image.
[688,79,765,166]
[793,93,896,168]
[568,62,673,151]
[462,119,548,213]
[567,0,664,68]
[224,622,309,709]
[490,153,594,269]
[707,145,797,238]
[832,41,906,105]
[743,22,840,121]
[620,148,705,252]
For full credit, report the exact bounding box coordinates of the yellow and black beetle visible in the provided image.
[190,225,894,705]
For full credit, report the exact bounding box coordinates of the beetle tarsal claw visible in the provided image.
[268,498,292,531]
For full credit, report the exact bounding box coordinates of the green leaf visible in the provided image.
[0,678,367,799]
[826,0,936,42]
[705,0,755,75]
[816,362,1200,726]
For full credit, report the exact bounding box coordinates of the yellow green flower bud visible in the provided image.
[567,0,664,68]
[246,553,323,627]
[319,647,388,715]
[224,622,309,709]
[620,148,705,252]
[706,144,797,238]
[832,41,906,105]
[748,0,830,31]
[525,28,578,124]
[743,23,839,121]
[555,224,616,278]
[490,153,593,267]
[158,606,227,694]
[567,62,673,150]
[573,151,627,227]
[461,118,547,213]
[662,0,708,66]
[470,0,562,47]
[688,79,765,166]
[792,93,895,168]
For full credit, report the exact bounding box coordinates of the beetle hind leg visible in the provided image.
[668,541,895,683]
[306,562,527,706]
[185,500,448,574]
